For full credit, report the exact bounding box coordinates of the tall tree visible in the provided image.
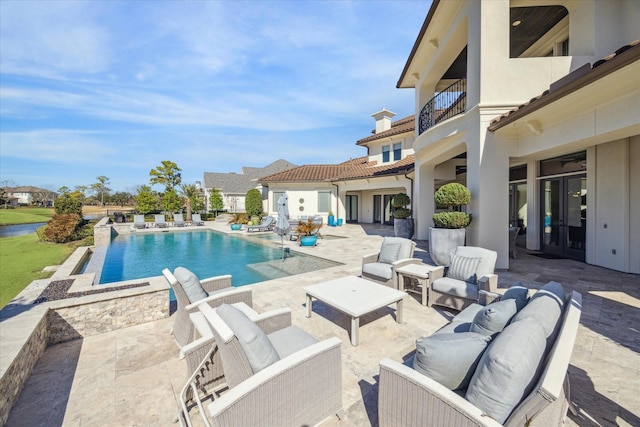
[135,185,158,214]
[91,176,111,207]
[180,184,203,221]
[162,189,182,215]
[149,161,182,192]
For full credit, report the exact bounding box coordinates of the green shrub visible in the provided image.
[432,183,472,228]
[245,189,263,218]
[392,192,412,219]
[42,213,83,243]
[54,193,83,215]
[432,211,472,228]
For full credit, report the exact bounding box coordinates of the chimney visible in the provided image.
[371,108,396,134]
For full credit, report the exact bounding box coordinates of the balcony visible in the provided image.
[418,79,467,134]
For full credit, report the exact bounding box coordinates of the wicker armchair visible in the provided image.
[162,268,252,348]
[196,303,344,426]
[361,236,421,288]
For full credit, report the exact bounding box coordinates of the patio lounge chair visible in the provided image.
[155,214,168,228]
[191,214,205,226]
[245,215,274,232]
[174,213,186,227]
[361,236,421,288]
[196,302,344,426]
[162,267,252,348]
[427,246,498,311]
[133,214,147,229]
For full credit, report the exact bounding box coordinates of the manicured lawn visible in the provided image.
[0,233,74,308]
[0,207,55,225]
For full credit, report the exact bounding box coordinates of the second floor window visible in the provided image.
[393,143,402,161]
[382,146,390,163]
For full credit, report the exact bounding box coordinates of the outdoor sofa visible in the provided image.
[379,281,582,426]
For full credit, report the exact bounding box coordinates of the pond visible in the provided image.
[0,222,46,238]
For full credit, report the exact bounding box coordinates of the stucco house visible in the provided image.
[202,159,297,213]
[5,186,57,207]
[259,109,416,224]
[399,0,639,272]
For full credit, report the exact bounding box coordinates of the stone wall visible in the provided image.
[93,217,113,247]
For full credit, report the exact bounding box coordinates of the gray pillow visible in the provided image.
[216,304,280,373]
[501,283,529,311]
[470,299,517,336]
[174,267,208,303]
[413,332,491,390]
[511,282,565,338]
[466,319,547,423]
[378,242,402,264]
[447,253,481,284]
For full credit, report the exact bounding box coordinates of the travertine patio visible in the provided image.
[5,222,640,426]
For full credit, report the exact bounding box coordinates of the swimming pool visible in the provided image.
[99,229,340,285]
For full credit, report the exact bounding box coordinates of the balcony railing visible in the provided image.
[418,79,467,135]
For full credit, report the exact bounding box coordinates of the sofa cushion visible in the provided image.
[511,281,565,338]
[362,262,393,280]
[174,267,208,303]
[378,242,402,264]
[268,325,318,358]
[431,277,479,300]
[466,318,547,423]
[447,253,482,284]
[470,299,518,336]
[501,283,529,311]
[413,332,491,390]
[216,304,280,373]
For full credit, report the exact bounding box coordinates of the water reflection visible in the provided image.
[0,222,46,238]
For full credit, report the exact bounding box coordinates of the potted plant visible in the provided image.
[228,214,243,230]
[392,192,414,238]
[296,218,321,246]
[429,183,472,266]
[327,210,335,226]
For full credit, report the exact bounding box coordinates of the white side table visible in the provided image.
[395,263,441,306]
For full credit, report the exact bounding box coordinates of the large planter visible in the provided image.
[300,235,318,247]
[393,218,414,239]
[230,223,242,231]
[428,227,466,266]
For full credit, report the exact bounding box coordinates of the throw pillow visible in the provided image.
[466,319,547,423]
[378,242,402,264]
[216,303,280,374]
[501,283,529,312]
[447,253,482,284]
[413,332,491,390]
[470,299,518,336]
[173,267,208,303]
[511,282,565,339]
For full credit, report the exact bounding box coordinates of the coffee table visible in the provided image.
[303,276,407,346]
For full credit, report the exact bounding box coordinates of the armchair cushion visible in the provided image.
[413,332,491,390]
[216,304,280,373]
[378,242,402,264]
[174,267,208,303]
[447,253,482,284]
[469,299,517,336]
[268,326,318,358]
[431,277,479,300]
[501,283,529,311]
[362,262,394,280]
[466,318,547,423]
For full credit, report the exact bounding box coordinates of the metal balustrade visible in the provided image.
[418,79,467,134]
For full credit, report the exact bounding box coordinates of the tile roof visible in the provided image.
[203,159,297,193]
[356,115,415,145]
[258,155,414,183]
[489,40,640,131]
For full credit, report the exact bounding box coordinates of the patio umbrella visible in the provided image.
[273,193,290,260]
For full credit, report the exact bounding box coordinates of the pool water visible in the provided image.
[99,230,339,285]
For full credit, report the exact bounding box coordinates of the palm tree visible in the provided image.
[180,184,202,221]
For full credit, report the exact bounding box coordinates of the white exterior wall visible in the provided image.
[266,184,337,221]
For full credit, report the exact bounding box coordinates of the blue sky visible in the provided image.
[0,0,430,193]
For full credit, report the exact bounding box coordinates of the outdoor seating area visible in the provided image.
[130,213,208,229]
[4,222,639,427]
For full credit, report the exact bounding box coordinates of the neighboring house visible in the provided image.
[259,109,416,224]
[398,0,639,272]
[5,186,57,207]
[203,159,297,213]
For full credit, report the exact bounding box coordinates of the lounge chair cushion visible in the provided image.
[501,283,529,311]
[413,332,491,390]
[174,267,208,303]
[447,253,482,284]
[268,325,318,358]
[216,303,280,374]
[378,242,402,264]
[362,263,394,280]
[431,277,479,300]
[466,318,547,423]
[511,281,565,338]
[469,299,517,336]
